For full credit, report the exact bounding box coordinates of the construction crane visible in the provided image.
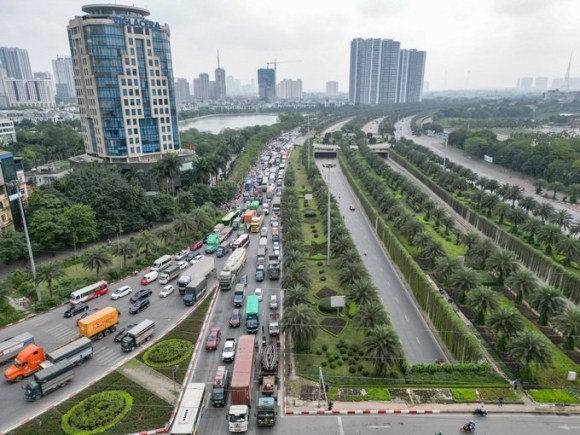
[266,59,301,70]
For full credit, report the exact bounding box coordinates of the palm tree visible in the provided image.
[552,209,573,231]
[82,247,113,280]
[480,192,500,216]
[466,285,500,325]
[36,261,66,298]
[555,306,580,350]
[161,153,181,196]
[283,251,304,270]
[507,207,528,233]
[533,179,548,195]
[347,278,379,307]
[135,231,157,257]
[506,184,524,207]
[189,208,211,232]
[530,285,566,326]
[521,217,543,244]
[331,234,353,256]
[505,268,538,304]
[339,248,360,269]
[488,307,524,351]
[338,262,369,287]
[460,231,480,253]
[112,240,137,269]
[557,237,580,267]
[485,249,520,285]
[439,214,455,235]
[509,331,554,376]
[281,303,318,350]
[519,196,538,214]
[155,226,176,247]
[284,284,311,307]
[173,213,196,239]
[355,303,390,335]
[421,239,445,267]
[433,256,463,284]
[548,181,565,200]
[448,267,482,304]
[538,224,563,255]
[363,325,404,375]
[412,231,433,251]
[493,201,511,225]
[567,183,580,204]
[486,179,500,194]
[281,262,310,289]
[471,238,497,268]
[569,220,580,238]
[534,202,555,224]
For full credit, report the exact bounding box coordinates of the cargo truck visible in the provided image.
[268,255,280,280]
[219,226,233,243]
[183,256,215,305]
[233,283,245,308]
[256,397,277,427]
[120,319,155,352]
[250,200,260,211]
[5,336,93,382]
[177,266,194,294]
[205,234,220,254]
[271,227,279,242]
[227,335,255,432]
[210,365,229,407]
[219,248,247,291]
[245,295,260,334]
[78,307,120,340]
[250,215,264,233]
[24,359,74,401]
[258,237,268,250]
[257,247,267,266]
[268,312,280,336]
[0,332,34,366]
[256,341,279,426]
[243,210,256,225]
[216,241,230,258]
[159,264,181,285]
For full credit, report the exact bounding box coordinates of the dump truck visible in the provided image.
[24,359,74,401]
[227,335,255,432]
[120,319,155,352]
[245,295,260,334]
[268,312,280,336]
[183,256,215,306]
[159,264,181,285]
[219,247,247,291]
[243,210,256,225]
[205,234,220,254]
[0,332,34,366]
[233,283,245,308]
[5,337,93,382]
[267,255,280,280]
[78,306,120,340]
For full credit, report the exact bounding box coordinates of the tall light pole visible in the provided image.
[442,132,448,170]
[322,163,336,265]
[9,181,41,302]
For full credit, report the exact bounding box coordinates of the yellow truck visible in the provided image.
[78,307,121,340]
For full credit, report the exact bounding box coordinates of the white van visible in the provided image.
[140,271,159,285]
[260,227,268,237]
[151,255,172,272]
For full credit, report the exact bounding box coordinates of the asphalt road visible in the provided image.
[317,159,445,364]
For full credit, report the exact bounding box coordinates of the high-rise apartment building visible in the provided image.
[4,78,55,108]
[519,77,533,90]
[349,38,425,105]
[52,55,76,100]
[257,68,276,100]
[326,81,339,98]
[214,54,226,100]
[193,73,211,100]
[277,79,302,99]
[174,78,191,104]
[0,47,33,80]
[67,4,180,162]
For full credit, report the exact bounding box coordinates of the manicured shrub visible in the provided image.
[315,349,323,355]
[319,275,325,280]
[304,208,316,217]
[143,339,193,368]
[349,366,356,374]
[361,369,369,376]
[321,361,328,367]
[317,261,323,266]
[337,360,343,366]
[318,297,333,313]
[329,363,337,369]
[322,344,329,351]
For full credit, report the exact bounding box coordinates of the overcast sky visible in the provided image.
[1,0,578,91]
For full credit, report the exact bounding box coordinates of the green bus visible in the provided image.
[221,210,240,227]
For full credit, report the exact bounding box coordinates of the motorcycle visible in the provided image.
[460,424,475,433]
[473,407,488,416]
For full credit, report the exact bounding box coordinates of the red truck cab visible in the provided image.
[4,344,46,382]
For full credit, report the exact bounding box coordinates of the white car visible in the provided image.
[160,285,175,298]
[174,249,189,261]
[178,261,188,270]
[111,285,132,300]
[269,295,278,310]
[254,288,263,302]
[190,254,205,265]
[272,241,280,251]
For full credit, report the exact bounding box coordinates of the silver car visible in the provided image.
[111,285,132,300]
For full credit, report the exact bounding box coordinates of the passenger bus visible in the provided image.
[221,210,240,227]
[170,382,206,435]
[69,280,109,305]
[231,233,250,250]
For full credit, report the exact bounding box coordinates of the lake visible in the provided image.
[178,114,279,134]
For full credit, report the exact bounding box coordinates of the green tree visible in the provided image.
[281,303,318,350]
[176,191,196,213]
[557,237,580,267]
[488,307,524,351]
[448,267,482,304]
[531,285,566,326]
[155,226,176,247]
[466,285,499,325]
[363,325,404,375]
[538,224,563,255]
[485,249,520,285]
[82,246,112,279]
[29,208,69,253]
[533,179,548,195]
[63,204,98,253]
[284,284,310,307]
[505,268,538,304]
[508,331,554,375]
[433,256,463,284]
[347,278,379,307]
[338,262,369,287]
[150,193,179,221]
[36,261,66,298]
[173,213,196,239]
[555,306,580,350]
[135,231,157,257]
[471,238,497,268]
[0,230,28,263]
[354,302,390,335]
[112,240,137,269]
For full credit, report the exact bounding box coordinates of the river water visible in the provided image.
[178,114,279,134]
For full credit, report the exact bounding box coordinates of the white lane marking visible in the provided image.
[405,315,409,322]
[337,416,345,435]
[416,336,421,344]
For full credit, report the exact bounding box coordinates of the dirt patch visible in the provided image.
[316,286,338,298]
[338,388,366,399]
[320,317,347,335]
[300,385,320,400]
[120,361,178,405]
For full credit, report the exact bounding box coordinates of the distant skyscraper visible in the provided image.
[0,47,33,80]
[533,77,548,91]
[193,73,211,100]
[4,78,55,108]
[326,81,338,98]
[68,4,180,162]
[257,68,276,100]
[214,52,226,100]
[52,55,76,100]
[551,78,564,89]
[519,77,533,90]
[174,78,191,104]
[277,79,302,99]
[397,49,426,102]
[0,68,9,108]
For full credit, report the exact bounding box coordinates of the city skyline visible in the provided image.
[1,0,579,91]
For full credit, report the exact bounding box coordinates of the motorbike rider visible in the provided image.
[466,420,475,431]
[480,404,486,415]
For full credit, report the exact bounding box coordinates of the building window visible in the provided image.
[146,40,151,46]
[129,37,133,44]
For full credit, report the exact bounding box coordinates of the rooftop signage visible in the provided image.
[113,16,160,30]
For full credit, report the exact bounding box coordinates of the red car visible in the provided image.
[190,239,203,251]
[205,327,222,350]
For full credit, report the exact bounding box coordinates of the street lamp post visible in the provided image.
[443,132,448,170]
[322,163,336,265]
[9,182,41,302]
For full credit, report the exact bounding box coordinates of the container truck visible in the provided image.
[183,256,214,305]
[0,332,34,366]
[78,306,120,340]
[245,295,260,334]
[216,241,230,258]
[205,234,220,254]
[219,226,233,243]
[120,319,155,352]
[233,283,245,308]
[177,266,194,294]
[227,335,255,432]
[24,359,74,401]
[268,312,280,336]
[159,264,181,285]
[268,255,280,280]
[243,210,256,225]
[5,337,93,382]
[219,248,247,291]
[250,215,264,233]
